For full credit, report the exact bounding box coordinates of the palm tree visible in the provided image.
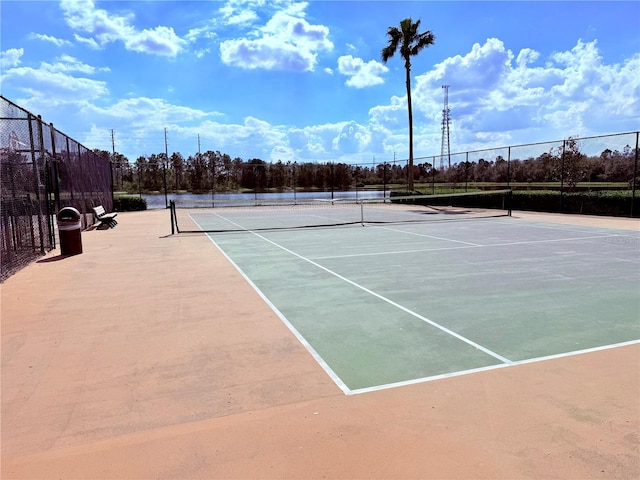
[381,18,435,190]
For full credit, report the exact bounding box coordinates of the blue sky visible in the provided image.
[1,0,639,164]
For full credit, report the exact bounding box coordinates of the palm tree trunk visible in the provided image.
[405,60,414,190]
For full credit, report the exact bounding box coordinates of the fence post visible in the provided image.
[633,131,639,217]
[34,116,47,253]
[48,123,61,215]
[507,146,511,188]
[464,152,469,192]
[354,163,359,201]
[383,161,388,200]
[48,124,60,248]
[75,142,88,227]
[431,156,435,194]
[163,159,168,208]
[330,161,335,200]
[560,140,566,212]
[110,159,116,210]
[26,114,44,252]
[293,162,297,204]
[211,156,216,208]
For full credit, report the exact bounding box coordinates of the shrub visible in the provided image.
[512,190,638,217]
[113,195,147,211]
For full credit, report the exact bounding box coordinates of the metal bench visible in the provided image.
[92,205,118,228]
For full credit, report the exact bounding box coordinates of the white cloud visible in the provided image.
[0,48,23,69]
[369,96,406,130]
[262,10,332,52]
[516,48,540,68]
[29,33,73,47]
[73,34,100,50]
[42,55,110,75]
[60,0,133,45]
[2,66,108,105]
[185,25,217,43]
[1,54,108,104]
[59,0,186,57]
[79,98,224,155]
[219,5,333,71]
[337,55,388,88]
[282,120,389,162]
[125,26,185,57]
[425,38,512,91]
[90,97,214,126]
[218,0,261,26]
[270,145,295,162]
[220,6,259,26]
[193,116,288,159]
[332,121,371,153]
[220,37,319,71]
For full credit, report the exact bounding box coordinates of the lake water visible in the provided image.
[142,190,388,209]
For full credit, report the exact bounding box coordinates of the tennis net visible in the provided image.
[170,189,512,234]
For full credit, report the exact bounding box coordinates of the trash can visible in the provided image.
[57,207,83,255]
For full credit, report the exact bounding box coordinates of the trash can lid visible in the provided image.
[57,206,81,221]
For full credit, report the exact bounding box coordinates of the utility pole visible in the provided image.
[110,128,119,190]
[163,128,169,208]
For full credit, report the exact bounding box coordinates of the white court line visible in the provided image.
[505,218,640,236]
[481,234,626,248]
[349,339,640,395]
[191,213,351,395]
[312,245,476,260]
[379,226,482,246]
[213,215,513,366]
[311,234,625,260]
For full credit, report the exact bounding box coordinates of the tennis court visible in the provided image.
[3,207,638,478]
[179,202,640,394]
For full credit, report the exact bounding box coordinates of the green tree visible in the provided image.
[134,156,147,192]
[241,159,267,190]
[145,154,162,191]
[549,137,585,189]
[170,152,185,191]
[218,153,233,189]
[381,17,435,190]
[187,153,207,192]
[269,160,287,190]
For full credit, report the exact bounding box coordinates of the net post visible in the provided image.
[169,200,175,234]
[360,200,365,226]
[506,189,512,217]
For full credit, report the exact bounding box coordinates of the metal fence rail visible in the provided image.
[1,95,113,281]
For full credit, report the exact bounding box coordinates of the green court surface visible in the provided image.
[191,212,640,394]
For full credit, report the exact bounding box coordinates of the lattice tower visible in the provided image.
[440,85,451,170]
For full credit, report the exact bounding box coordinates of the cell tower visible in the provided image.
[440,84,451,171]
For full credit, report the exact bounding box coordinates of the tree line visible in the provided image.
[95,139,638,194]
[102,151,410,193]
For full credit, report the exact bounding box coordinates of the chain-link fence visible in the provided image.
[1,95,113,281]
[127,131,638,214]
[415,131,639,212]
[415,131,639,187]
